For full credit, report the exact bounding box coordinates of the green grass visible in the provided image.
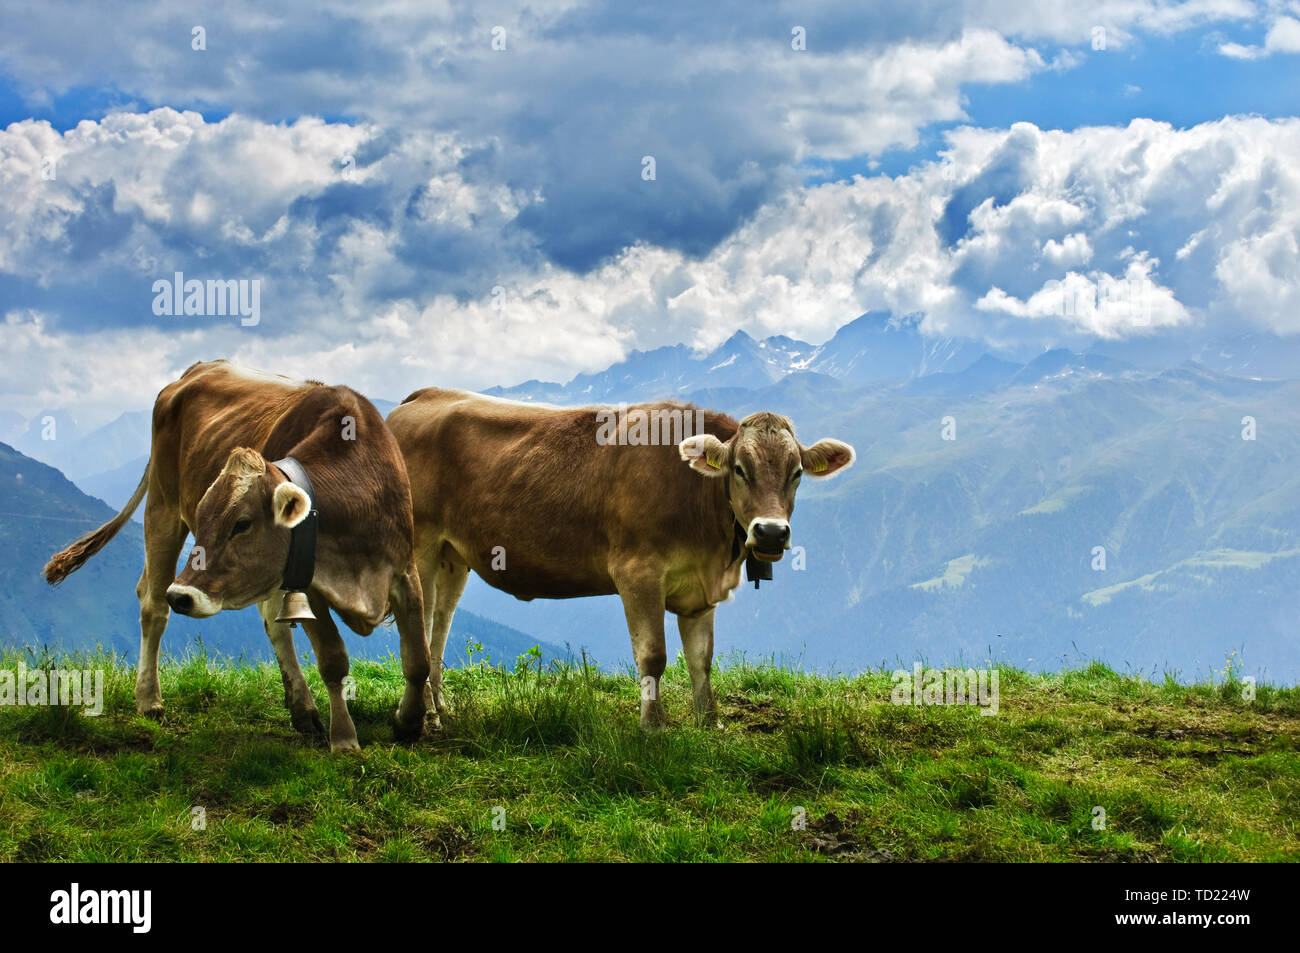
[0,648,1297,862]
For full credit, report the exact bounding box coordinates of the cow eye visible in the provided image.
[230,518,253,539]
[733,464,746,481]
[790,468,803,483]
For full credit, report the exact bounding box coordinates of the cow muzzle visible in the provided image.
[165,583,220,618]
[747,518,791,561]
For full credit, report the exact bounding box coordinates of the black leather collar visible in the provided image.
[272,456,318,592]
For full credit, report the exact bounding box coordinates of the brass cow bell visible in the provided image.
[275,590,316,626]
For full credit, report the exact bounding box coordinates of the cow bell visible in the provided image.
[275,590,316,626]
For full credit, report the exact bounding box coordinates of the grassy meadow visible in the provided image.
[0,646,1297,862]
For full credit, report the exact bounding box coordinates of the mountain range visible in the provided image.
[5,311,1298,683]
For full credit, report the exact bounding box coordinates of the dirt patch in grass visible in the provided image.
[1126,716,1284,763]
[350,831,381,859]
[722,695,783,733]
[260,801,315,826]
[1073,843,1171,862]
[421,825,474,861]
[803,810,894,862]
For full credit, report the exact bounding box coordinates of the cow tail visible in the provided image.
[43,457,152,584]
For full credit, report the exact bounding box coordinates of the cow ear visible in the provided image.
[273,481,312,529]
[801,438,855,478]
[679,434,729,478]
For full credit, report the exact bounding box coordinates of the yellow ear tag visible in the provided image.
[813,459,828,472]
[706,452,721,470]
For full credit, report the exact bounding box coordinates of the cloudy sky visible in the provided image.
[1,0,1298,425]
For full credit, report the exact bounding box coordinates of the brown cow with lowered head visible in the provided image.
[43,360,431,751]
[386,390,854,729]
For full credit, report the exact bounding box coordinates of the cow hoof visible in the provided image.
[138,702,165,720]
[640,703,668,731]
[392,710,426,742]
[292,708,325,736]
[694,711,723,730]
[423,683,450,716]
[330,737,362,753]
[424,710,443,732]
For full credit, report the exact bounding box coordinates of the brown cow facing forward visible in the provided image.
[387,390,854,729]
[43,361,431,750]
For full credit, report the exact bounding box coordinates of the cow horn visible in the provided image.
[275,590,316,626]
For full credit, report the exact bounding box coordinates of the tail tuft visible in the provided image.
[43,459,151,585]
[44,532,111,584]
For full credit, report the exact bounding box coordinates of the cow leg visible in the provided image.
[300,596,360,752]
[677,608,720,727]
[390,563,433,739]
[134,501,187,718]
[257,598,323,736]
[421,543,468,717]
[615,574,669,729]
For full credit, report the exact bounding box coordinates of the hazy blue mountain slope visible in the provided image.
[76,453,150,514]
[13,409,151,481]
